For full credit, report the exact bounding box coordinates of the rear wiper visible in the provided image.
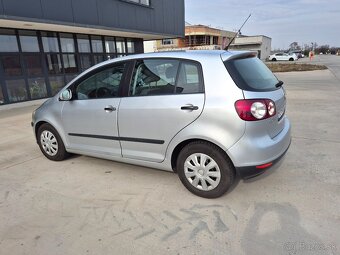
[275,80,284,88]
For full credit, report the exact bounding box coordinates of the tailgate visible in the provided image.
[243,88,286,138]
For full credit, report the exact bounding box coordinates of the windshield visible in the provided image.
[224,57,279,92]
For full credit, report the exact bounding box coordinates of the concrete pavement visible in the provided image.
[0,56,339,255]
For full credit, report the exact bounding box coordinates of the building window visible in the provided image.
[213,36,219,45]
[46,54,62,74]
[116,38,126,54]
[77,35,91,53]
[60,33,75,53]
[0,87,4,104]
[91,36,103,53]
[0,27,143,105]
[19,30,40,52]
[79,55,92,71]
[2,56,22,77]
[162,39,174,45]
[49,76,65,95]
[24,55,43,76]
[93,55,105,65]
[6,79,28,103]
[62,54,78,73]
[28,78,47,99]
[127,40,135,53]
[123,0,150,6]
[0,29,19,52]
[41,32,60,52]
[65,74,78,84]
[105,37,116,53]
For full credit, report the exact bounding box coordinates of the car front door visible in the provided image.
[61,62,127,156]
[118,58,205,162]
[276,53,283,61]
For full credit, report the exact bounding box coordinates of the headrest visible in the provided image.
[165,65,177,79]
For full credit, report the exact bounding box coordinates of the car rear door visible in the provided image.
[118,58,205,162]
[61,62,127,156]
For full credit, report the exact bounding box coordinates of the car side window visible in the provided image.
[176,62,203,94]
[75,63,125,100]
[130,59,180,96]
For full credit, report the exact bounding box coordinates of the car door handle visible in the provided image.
[181,105,199,111]
[104,105,116,112]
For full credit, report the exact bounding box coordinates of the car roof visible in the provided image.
[80,50,256,77]
[97,50,254,65]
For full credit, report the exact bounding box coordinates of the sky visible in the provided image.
[185,0,340,49]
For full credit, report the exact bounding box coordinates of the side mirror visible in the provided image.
[59,89,72,101]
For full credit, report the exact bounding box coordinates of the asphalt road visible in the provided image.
[0,55,339,255]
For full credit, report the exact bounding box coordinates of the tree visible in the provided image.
[316,45,330,54]
[289,42,301,50]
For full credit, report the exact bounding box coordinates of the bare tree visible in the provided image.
[289,42,301,50]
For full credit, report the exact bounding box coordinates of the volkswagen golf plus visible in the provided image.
[32,50,291,198]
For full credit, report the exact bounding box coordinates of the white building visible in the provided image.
[229,35,272,60]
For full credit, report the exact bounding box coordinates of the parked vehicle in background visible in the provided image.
[32,50,291,198]
[269,52,298,61]
[289,50,304,58]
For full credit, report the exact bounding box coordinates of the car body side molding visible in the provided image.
[68,133,165,145]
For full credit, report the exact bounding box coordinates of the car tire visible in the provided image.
[289,58,294,61]
[176,141,235,198]
[37,123,69,161]
[272,58,277,61]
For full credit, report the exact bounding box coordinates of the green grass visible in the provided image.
[266,63,328,72]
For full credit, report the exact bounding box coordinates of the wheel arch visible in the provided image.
[34,121,66,146]
[34,121,50,142]
[170,138,235,173]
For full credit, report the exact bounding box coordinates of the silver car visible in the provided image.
[32,50,291,198]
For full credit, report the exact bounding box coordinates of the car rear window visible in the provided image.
[224,57,279,92]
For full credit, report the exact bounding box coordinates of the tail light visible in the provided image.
[235,99,276,121]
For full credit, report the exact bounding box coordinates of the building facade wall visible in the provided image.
[0,0,185,38]
[230,36,272,60]
[0,0,185,105]
[0,28,143,105]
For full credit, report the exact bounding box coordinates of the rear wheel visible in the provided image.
[289,58,294,61]
[176,141,235,198]
[37,123,69,161]
[272,58,277,61]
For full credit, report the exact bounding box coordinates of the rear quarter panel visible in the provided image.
[165,54,246,162]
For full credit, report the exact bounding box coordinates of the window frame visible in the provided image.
[162,39,174,45]
[126,57,205,98]
[66,61,129,100]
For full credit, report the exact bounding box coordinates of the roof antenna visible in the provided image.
[225,14,251,50]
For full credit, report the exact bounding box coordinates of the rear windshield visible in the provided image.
[224,57,279,92]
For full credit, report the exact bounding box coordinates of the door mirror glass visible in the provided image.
[59,89,72,101]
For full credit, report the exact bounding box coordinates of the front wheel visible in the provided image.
[176,141,235,198]
[289,58,294,61]
[271,58,277,61]
[37,123,69,161]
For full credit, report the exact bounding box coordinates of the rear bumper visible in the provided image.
[235,139,291,179]
[227,117,291,179]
